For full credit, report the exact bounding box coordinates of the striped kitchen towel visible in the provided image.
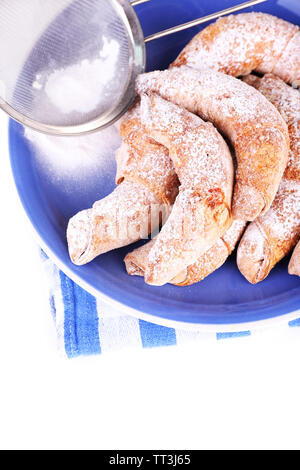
[42,252,300,358]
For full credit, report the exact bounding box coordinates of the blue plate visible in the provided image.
[9,0,300,329]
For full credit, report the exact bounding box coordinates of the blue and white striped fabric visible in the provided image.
[42,252,300,358]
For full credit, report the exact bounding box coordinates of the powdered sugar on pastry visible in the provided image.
[259,179,300,240]
[289,240,300,276]
[136,67,289,221]
[237,74,300,284]
[124,218,247,285]
[116,131,178,205]
[67,180,162,265]
[273,30,300,87]
[141,93,232,191]
[172,12,299,85]
[138,93,233,286]
[67,104,179,265]
[172,219,246,286]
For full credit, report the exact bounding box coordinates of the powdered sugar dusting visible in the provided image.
[247,74,300,236]
[245,73,300,179]
[141,93,233,195]
[237,178,300,279]
[222,219,247,251]
[173,12,298,83]
[67,208,93,263]
[25,124,120,186]
[68,180,164,264]
[289,239,300,275]
[273,30,300,86]
[138,93,233,285]
[137,67,288,220]
[146,187,209,282]
[237,73,300,282]
[259,178,300,240]
[117,132,177,204]
[92,180,160,228]
[117,104,179,204]
[137,67,286,127]
[178,218,246,285]
[237,220,266,269]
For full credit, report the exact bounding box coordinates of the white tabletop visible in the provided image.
[1,112,300,450]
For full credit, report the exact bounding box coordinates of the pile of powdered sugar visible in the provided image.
[31,35,121,127]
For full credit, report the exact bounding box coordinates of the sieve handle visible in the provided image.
[130,0,151,6]
[144,0,269,43]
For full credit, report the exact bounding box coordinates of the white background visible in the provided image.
[1,109,300,450]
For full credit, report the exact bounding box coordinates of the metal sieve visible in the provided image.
[0,0,267,135]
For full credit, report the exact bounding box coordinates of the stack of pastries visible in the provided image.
[67,12,300,286]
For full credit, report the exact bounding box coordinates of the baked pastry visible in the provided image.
[67,104,179,265]
[173,219,247,285]
[237,74,300,283]
[136,93,233,286]
[125,219,246,285]
[172,12,300,88]
[136,67,289,221]
[289,241,300,276]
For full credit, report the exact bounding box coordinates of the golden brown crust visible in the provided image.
[273,31,300,88]
[174,238,229,286]
[237,75,300,283]
[237,179,300,283]
[124,239,155,278]
[125,14,298,286]
[243,73,300,181]
[119,99,141,137]
[124,219,247,286]
[125,93,234,286]
[116,129,179,205]
[289,240,300,276]
[174,219,246,286]
[172,12,299,85]
[118,101,179,205]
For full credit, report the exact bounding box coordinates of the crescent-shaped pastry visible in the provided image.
[237,74,300,284]
[136,67,289,221]
[172,12,299,88]
[67,105,179,265]
[125,219,246,285]
[136,93,233,286]
[289,241,300,277]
